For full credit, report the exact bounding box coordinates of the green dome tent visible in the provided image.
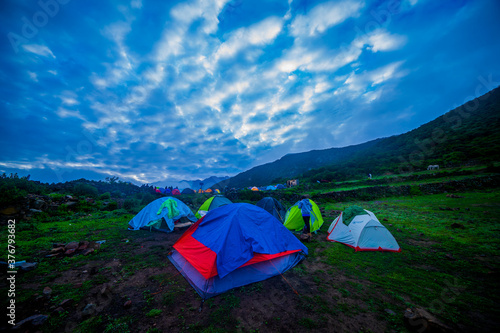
[195,195,233,218]
[283,199,324,233]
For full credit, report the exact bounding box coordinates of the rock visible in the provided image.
[43,287,52,297]
[50,247,65,253]
[52,307,65,314]
[59,299,74,308]
[64,248,76,256]
[100,284,111,295]
[12,314,48,330]
[78,241,89,250]
[45,253,62,258]
[383,218,389,222]
[123,300,132,309]
[19,262,37,271]
[81,303,97,317]
[82,248,95,256]
[404,308,453,333]
[65,242,79,250]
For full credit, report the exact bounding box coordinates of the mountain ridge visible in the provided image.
[217,86,500,189]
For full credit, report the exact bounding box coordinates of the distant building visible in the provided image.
[287,179,299,187]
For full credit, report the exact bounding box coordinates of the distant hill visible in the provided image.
[183,176,229,190]
[220,86,500,188]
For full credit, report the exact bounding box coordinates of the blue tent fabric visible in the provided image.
[256,197,287,223]
[169,248,304,300]
[192,203,308,278]
[169,203,307,299]
[128,197,197,233]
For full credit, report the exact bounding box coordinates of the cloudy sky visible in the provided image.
[1,0,499,185]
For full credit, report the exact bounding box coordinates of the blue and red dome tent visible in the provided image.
[168,203,308,299]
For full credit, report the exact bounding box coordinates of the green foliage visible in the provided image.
[123,198,140,212]
[0,175,48,205]
[141,193,156,206]
[146,309,163,317]
[103,201,118,211]
[73,183,99,198]
[100,192,111,200]
[104,316,132,333]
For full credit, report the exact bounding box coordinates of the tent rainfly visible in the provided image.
[128,197,197,233]
[168,203,308,299]
[326,209,401,252]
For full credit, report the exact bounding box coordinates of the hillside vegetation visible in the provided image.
[221,87,500,188]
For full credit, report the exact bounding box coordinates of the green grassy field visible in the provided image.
[1,187,499,332]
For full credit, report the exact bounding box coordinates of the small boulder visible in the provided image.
[123,300,132,309]
[13,314,48,330]
[65,242,79,250]
[59,299,74,308]
[78,241,89,251]
[50,247,65,253]
[404,308,453,333]
[42,287,52,297]
[81,303,97,317]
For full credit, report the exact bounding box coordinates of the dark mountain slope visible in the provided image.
[220,86,500,188]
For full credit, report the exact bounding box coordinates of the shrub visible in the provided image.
[73,183,98,198]
[140,193,156,206]
[105,201,118,211]
[123,199,139,212]
[99,192,111,200]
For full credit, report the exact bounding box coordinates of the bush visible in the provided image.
[105,201,118,211]
[73,183,98,198]
[123,199,139,212]
[140,193,156,206]
[99,192,111,200]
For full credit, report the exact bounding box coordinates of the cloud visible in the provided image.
[290,0,364,37]
[22,44,56,58]
[1,0,499,184]
[215,16,283,60]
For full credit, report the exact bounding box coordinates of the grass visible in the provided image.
[316,191,500,328]
[0,179,499,332]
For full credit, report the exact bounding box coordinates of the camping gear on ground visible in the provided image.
[128,197,197,233]
[326,206,401,252]
[256,197,287,223]
[195,195,232,218]
[283,199,324,233]
[168,203,308,299]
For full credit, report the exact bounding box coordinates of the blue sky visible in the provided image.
[1,0,499,185]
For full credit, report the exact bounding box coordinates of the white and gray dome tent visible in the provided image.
[327,208,401,252]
